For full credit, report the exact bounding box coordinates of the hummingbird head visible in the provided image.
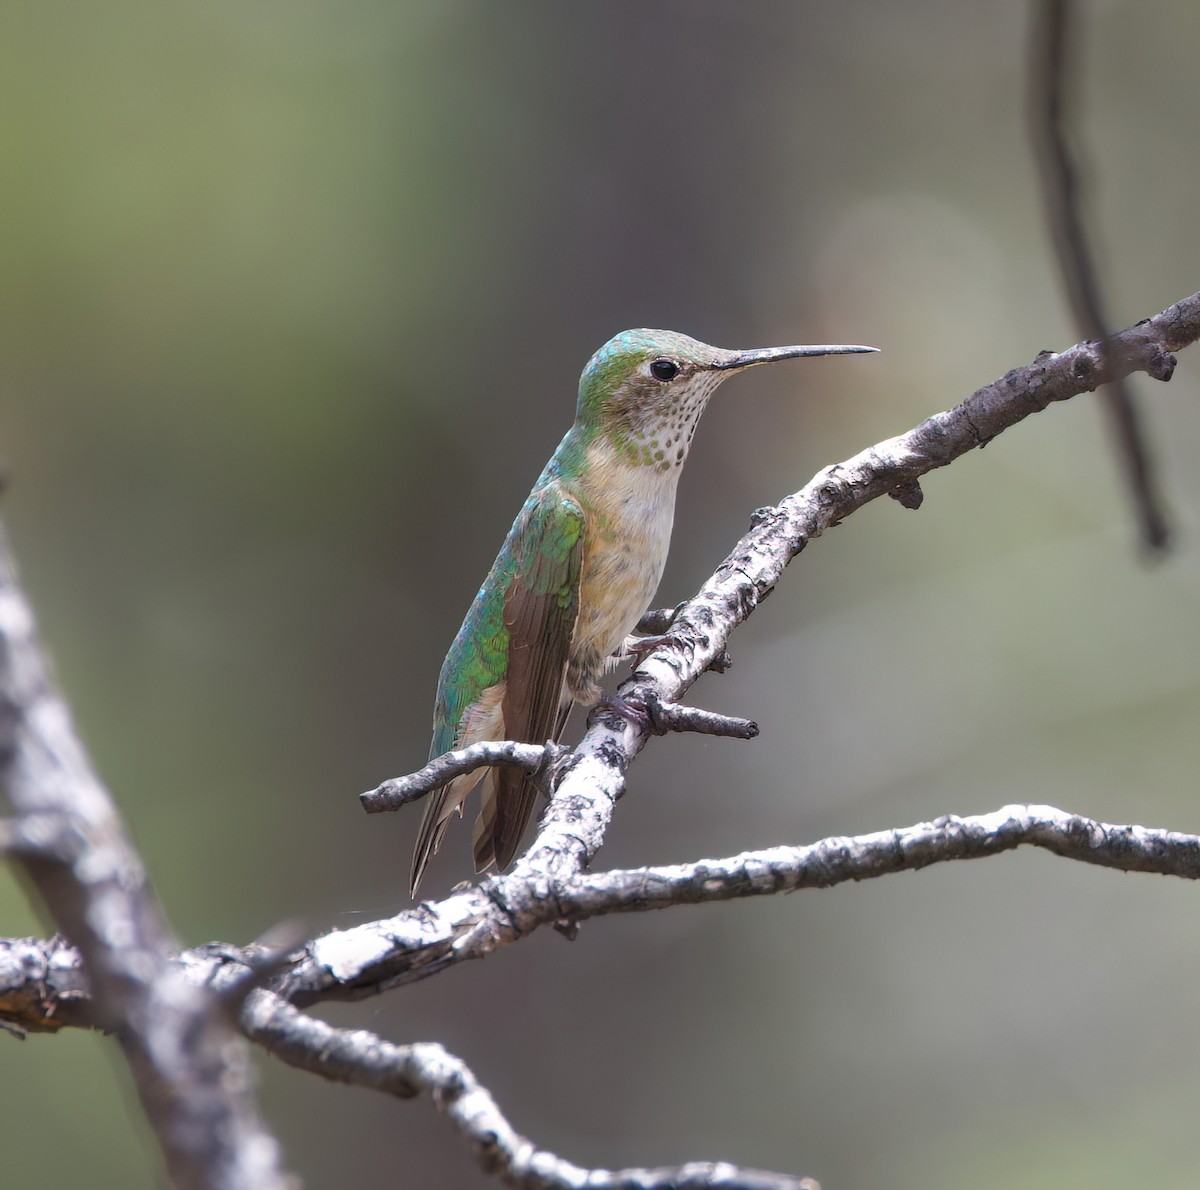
[576,328,877,471]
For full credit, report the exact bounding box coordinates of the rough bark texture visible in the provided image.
[0,532,291,1189]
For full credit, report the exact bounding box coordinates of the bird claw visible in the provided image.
[620,630,732,676]
[622,632,677,670]
[592,689,668,736]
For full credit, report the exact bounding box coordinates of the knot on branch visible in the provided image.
[887,478,924,509]
[1145,347,1176,383]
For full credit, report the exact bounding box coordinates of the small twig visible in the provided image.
[1030,0,1170,551]
[241,990,817,1190]
[361,740,561,814]
[645,696,759,739]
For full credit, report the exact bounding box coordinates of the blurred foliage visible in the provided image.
[2,1,1199,1186]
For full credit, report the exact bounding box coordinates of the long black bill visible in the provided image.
[715,343,879,370]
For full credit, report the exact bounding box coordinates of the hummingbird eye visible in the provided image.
[649,358,678,382]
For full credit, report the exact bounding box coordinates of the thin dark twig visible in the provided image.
[1029,0,1170,551]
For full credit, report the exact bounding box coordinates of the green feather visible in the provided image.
[431,468,584,758]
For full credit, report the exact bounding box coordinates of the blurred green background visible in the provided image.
[3,1,1199,1186]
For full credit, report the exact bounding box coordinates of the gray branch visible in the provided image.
[8,802,1200,1024]
[0,530,290,1189]
[362,739,559,813]
[241,990,816,1190]
[361,699,756,817]
[0,933,92,1035]
[276,798,1200,1003]
[557,803,1200,914]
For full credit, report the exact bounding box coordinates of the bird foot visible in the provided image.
[593,689,666,735]
[633,602,687,635]
[622,632,676,670]
[620,630,733,676]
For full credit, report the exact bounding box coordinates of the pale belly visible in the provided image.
[567,465,677,702]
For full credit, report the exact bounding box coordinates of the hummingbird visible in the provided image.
[410,328,877,894]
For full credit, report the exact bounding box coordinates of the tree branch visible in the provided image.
[556,803,1200,915]
[7,800,1200,1029]
[362,740,561,813]
[1029,0,1171,550]
[0,932,92,1035]
[242,990,817,1190]
[0,529,290,1188]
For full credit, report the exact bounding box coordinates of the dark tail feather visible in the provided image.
[473,701,573,874]
[410,785,450,897]
[475,766,539,874]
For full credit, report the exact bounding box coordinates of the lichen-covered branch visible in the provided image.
[0,530,290,1189]
[556,803,1200,915]
[0,933,92,1035]
[242,990,816,1190]
[269,800,1200,1003]
[7,801,1200,1026]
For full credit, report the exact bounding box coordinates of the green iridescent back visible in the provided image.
[431,445,586,758]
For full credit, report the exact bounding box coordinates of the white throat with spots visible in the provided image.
[614,370,726,473]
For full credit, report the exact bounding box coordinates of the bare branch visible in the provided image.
[641,698,759,740]
[555,804,1200,917]
[1029,0,1170,550]
[363,699,754,823]
[362,739,561,814]
[590,693,759,740]
[298,798,1200,999]
[241,990,818,1190]
[8,799,1200,1024]
[0,528,290,1189]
